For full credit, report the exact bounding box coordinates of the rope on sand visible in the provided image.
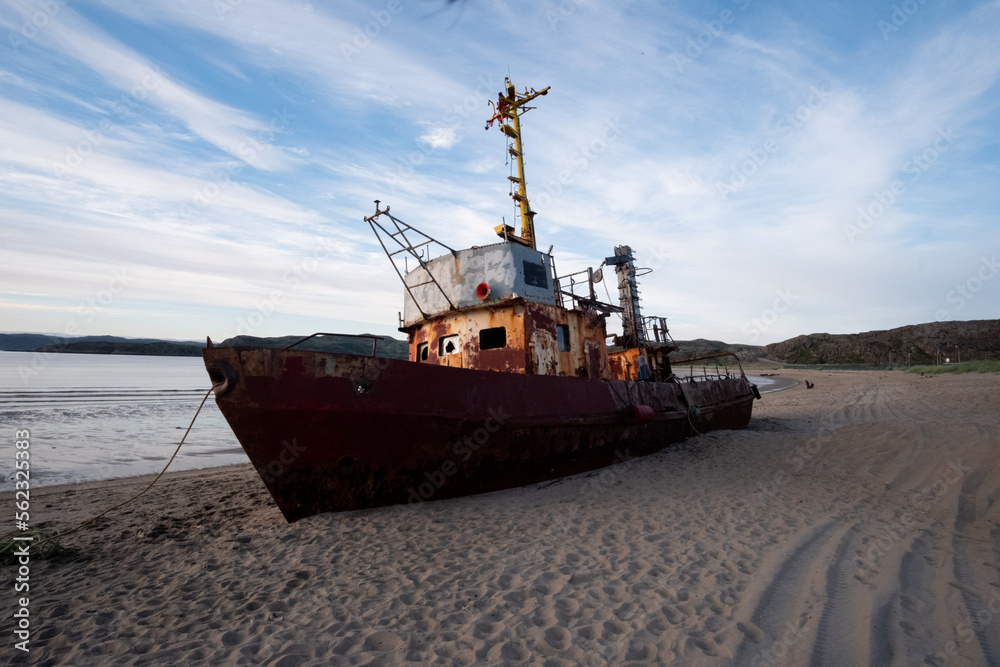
[1,383,219,561]
[0,527,63,566]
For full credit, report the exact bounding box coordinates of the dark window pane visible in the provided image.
[522,260,548,288]
[556,325,570,351]
[480,327,507,350]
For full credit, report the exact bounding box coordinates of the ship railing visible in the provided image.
[554,267,596,309]
[670,352,747,382]
[638,315,675,346]
[555,267,622,313]
[365,202,457,321]
[284,332,383,356]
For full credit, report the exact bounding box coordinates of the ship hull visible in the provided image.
[203,347,755,522]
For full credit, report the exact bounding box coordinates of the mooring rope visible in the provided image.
[0,383,220,563]
[676,377,706,437]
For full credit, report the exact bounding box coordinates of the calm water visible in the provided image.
[0,350,246,491]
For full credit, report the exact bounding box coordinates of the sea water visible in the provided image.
[0,350,247,491]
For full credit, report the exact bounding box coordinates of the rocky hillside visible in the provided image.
[671,338,765,362]
[36,341,202,356]
[0,333,201,351]
[762,319,999,365]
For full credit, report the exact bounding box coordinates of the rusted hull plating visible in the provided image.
[203,347,754,522]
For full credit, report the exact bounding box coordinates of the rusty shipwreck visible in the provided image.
[202,79,759,522]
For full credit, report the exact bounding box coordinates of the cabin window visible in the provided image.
[416,342,429,362]
[438,334,460,356]
[480,326,507,350]
[522,260,549,288]
[556,324,571,351]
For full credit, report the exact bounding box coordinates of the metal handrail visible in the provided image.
[670,351,747,378]
[284,332,382,356]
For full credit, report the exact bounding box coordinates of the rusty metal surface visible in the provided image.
[203,346,754,522]
[406,299,608,378]
[607,345,675,381]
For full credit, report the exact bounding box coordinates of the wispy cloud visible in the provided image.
[1,0,998,342]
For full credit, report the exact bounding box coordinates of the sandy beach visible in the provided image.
[4,369,999,666]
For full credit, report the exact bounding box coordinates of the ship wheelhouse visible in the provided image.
[398,241,609,378]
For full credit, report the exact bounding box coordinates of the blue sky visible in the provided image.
[1,0,998,345]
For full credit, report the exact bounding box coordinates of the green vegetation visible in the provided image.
[733,362,785,371]
[905,360,1000,375]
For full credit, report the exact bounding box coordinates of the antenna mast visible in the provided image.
[486,77,550,250]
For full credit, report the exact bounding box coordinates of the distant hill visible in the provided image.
[6,319,996,365]
[762,319,1000,365]
[670,320,1000,366]
[0,332,410,359]
[671,338,765,362]
[0,333,202,352]
[218,334,409,360]
[36,341,203,357]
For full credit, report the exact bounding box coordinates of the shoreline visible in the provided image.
[1,462,255,502]
[3,369,998,665]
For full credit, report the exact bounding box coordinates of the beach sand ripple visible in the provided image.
[3,370,999,665]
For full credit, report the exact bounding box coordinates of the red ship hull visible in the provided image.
[203,346,755,522]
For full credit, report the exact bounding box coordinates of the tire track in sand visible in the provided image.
[806,524,861,667]
[734,520,838,664]
[951,467,1000,667]
[895,531,940,665]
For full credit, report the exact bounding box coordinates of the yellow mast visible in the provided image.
[486,78,549,250]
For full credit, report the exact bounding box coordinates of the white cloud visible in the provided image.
[1,0,999,342]
[419,126,459,150]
